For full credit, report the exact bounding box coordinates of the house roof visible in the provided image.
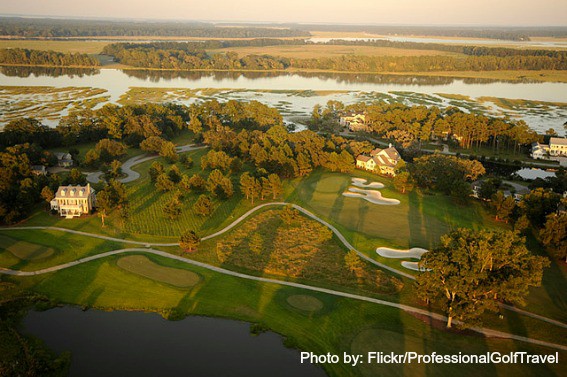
[54,152,73,160]
[31,165,46,171]
[356,155,372,163]
[550,137,567,146]
[55,184,94,199]
[382,147,400,161]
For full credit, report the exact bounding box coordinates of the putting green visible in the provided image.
[286,294,324,312]
[311,175,350,194]
[117,255,201,288]
[0,234,55,260]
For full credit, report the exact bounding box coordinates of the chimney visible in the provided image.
[389,143,392,148]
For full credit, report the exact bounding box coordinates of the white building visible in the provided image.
[531,137,567,159]
[50,184,96,218]
[356,145,402,177]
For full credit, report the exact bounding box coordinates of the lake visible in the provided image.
[23,307,326,377]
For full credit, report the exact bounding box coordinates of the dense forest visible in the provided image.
[0,17,309,38]
[102,42,567,72]
[0,48,100,67]
[102,43,290,70]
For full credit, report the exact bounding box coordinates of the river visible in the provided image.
[1,67,567,134]
[23,306,326,377]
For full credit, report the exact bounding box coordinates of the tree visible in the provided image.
[417,228,548,328]
[180,230,200,252]
[104,160,122,181]
[40,186,54,209]
[156,173,175,192]
[65,168,86,185]
[163,191,182,220]
[240,172,260,204]
[491,191,516,222]
[149,161,164,183]
[193,194,213,216]
[96,190,111,227]
[540,213,567,262]
[159,141,178,163]
[393,171,413,193]
[519,188,561,226]
[345,250,364,281]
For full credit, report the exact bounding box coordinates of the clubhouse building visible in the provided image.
[356,145,402,176]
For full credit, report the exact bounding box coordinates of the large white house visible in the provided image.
[531,137,567,159]
[356,146,402,176]
[50,184,96,218]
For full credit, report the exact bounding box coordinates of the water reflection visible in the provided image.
[1,65,99,78]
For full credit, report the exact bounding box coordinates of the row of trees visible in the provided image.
[102,44,290,71]
[0,17,308,38]
[313,101,540,153]
[0,48,99,67]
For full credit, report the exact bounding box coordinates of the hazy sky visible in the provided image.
[1,0,566,26]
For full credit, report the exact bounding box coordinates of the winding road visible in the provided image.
[0,202,567,332]
[86,144,206,184]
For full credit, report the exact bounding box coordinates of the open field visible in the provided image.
[209,44,462,58]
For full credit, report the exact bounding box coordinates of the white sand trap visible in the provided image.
[342,187,400,205]
[401,261,430,272]
[376,247,429,259]
[351,178,385,189]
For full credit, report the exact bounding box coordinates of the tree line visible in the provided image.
[0,17,309,38]
[102,42,567,73]
[0,48,99,67]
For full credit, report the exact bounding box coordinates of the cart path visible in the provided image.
[86,144,206,184]
[1,247,565,352]
[2,202,566,331]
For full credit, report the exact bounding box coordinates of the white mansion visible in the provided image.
[50,184,96,218]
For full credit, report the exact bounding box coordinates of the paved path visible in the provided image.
[2,202,566,331]
[86,144,206,184]
[1,247,565,351]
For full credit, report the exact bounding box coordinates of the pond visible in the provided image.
[23,307,326,377]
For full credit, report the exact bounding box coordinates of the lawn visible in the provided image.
[285,169,506,251]
[7,252,566,377]
[0,229,129,271]
[117,255,201,288]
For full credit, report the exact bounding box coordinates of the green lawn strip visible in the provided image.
[116,255,200,288]
[0,229,127,272]
[8,255,566,377]
[0,233,55,261]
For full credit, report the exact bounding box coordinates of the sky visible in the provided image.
[1,0,566,26]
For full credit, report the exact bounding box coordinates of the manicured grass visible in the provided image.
[286,294,324,312]
[117,255,201,288]
[0,229,128,271]
[0,234,54,261]
[8,253,566,377]
[285,169,506,251]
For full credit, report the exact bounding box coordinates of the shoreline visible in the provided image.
[2,63,567,83]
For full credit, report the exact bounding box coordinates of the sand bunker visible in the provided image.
[351,178,385,189]
[401,261,430,272]
[376,247,428,259]
[342,187,400,205]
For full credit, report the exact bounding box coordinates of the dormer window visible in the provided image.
[61,190,66,197]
